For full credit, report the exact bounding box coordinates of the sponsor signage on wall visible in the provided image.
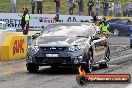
[0,13,103,30]
[13,39,25,56]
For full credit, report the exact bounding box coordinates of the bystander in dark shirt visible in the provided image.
[102,2,109,9]
[87,0,94,11]
[37,1,43,14]
[77,0,83,12]
[54,0,60,7]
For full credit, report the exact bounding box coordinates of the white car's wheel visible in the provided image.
[85,51,93,73]
[113,29,120,36]
[99,62,109,69]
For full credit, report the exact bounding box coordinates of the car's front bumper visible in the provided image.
[27,51,86,66]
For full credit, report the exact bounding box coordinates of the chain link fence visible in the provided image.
[0,0,132,17]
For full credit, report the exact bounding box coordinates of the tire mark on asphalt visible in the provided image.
[93,54,132,74]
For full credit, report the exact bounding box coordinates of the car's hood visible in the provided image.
[34,36,89,47]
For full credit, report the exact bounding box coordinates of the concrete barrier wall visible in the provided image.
[0,33,29,61]
[106,17,132,20]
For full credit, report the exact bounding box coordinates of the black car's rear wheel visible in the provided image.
[27,63,39,73]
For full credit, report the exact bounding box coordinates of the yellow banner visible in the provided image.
[0,34,28,61]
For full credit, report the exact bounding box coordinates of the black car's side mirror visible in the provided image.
[32,33,41,39]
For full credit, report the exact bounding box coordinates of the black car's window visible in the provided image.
[41,24,90,37]
[127,20,132,25]
[118,20,128,25]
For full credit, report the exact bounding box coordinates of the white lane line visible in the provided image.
[125,84,132,88]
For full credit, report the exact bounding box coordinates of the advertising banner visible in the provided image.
[0,13,103,30]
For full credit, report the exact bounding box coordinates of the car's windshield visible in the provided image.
[41,24,90,37]
[0,23,2,29]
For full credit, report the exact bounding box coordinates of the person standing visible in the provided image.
[30,0,35,14]
[95,0,100,16]
[10,0,16,13]
[69,0,75,15]
[114,2,122,17]
[99,17,109,33]
[127,1,132,17]
[76,0,84,15]
[123,7,128,17]
[37,0,43,14]
[102,0,109,16]
[54,0,60,18]
[87,0,94,16]
[21,7,30,35]
[109,0,114,16]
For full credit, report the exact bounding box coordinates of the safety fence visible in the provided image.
[0,0,132,16]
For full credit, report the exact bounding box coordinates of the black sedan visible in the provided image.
[109,19,132,36]
[26,22,110,73]
[106,18,121,24]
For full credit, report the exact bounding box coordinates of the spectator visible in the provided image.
[76,0,84,15]
[102,0,109,16]
[30,0,35,14]
[114,2,122,17]
[127,1,132,17]
[95,0,100,16]
[123,8,128,17]
[87,0,94,16]
[10,0,16,13]
[69,0,75,15]
[109,0,114,16]
[37,1,43,14]
[54,0,60,17]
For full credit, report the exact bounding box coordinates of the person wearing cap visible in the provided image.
[98,17,109,34]
[21,7,30,35]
